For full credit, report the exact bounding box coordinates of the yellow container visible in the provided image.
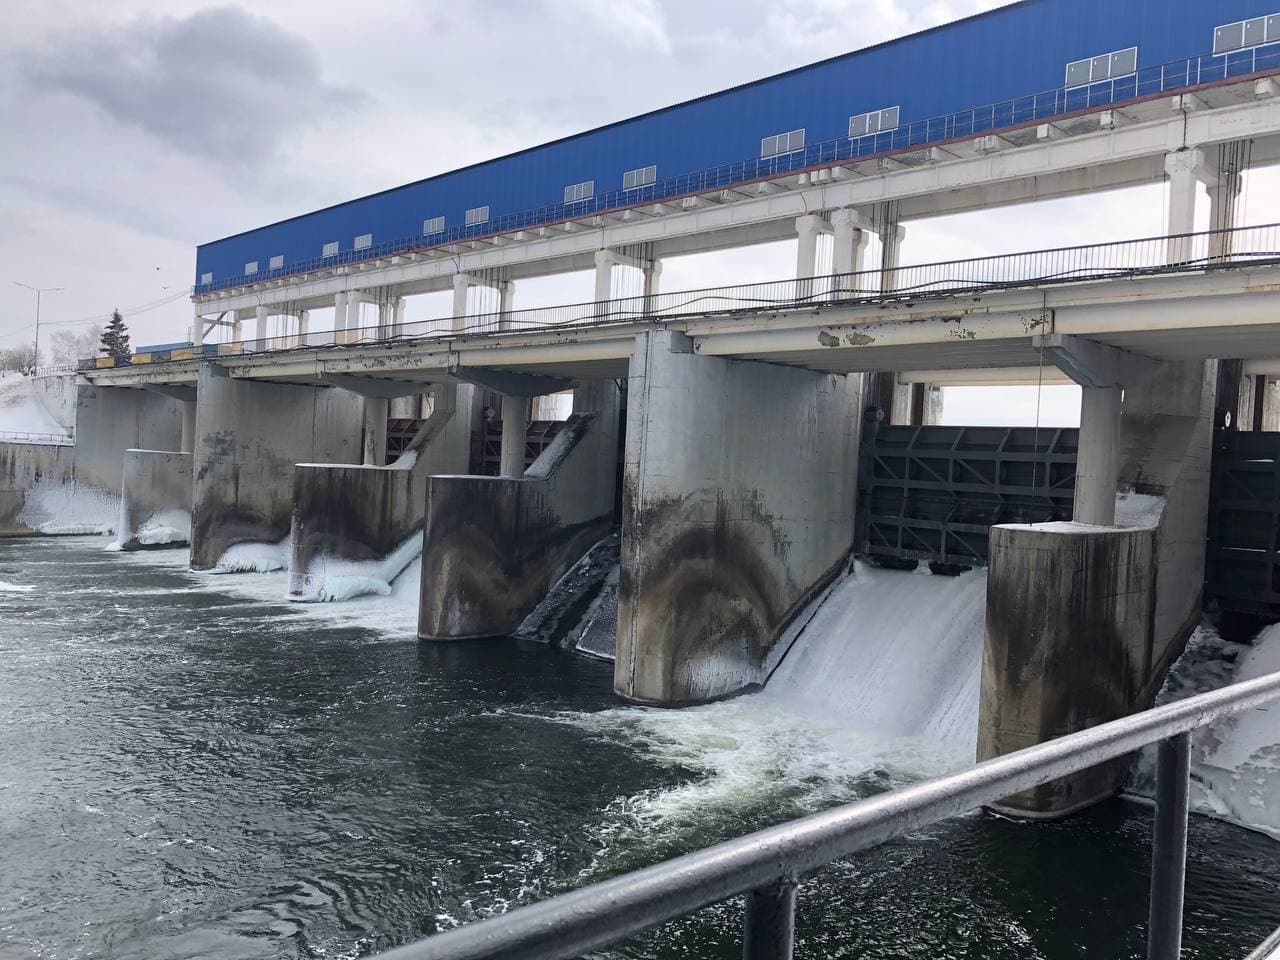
[133,353,153,364]
[95,356,115,369]
[170,347,193,362]
[217,343,244,356]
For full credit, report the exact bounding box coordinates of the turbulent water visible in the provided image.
[3,538,1280,959]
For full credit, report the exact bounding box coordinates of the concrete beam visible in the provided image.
[319,374,431,399]
[1031,334,1160,388]
[141,384,197,402]
[450,367,574,397]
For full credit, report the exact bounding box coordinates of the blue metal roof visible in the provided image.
[195,0,1280,292]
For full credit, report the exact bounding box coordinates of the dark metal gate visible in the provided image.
[858,424,1078,566]
[1205,430,1280,617]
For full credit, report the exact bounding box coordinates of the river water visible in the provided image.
[3,536,1280,960]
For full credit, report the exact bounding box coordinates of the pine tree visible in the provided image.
[99,309,131,364]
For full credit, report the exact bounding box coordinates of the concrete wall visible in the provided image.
[73,383,183,492]
[0,443,76,536]
[418,382,620,640]
[190,364,362,570]
[119,450,193,550]
[980,523,1157,817]
[0,383,181,537]
[615,330,862,706]
[288,383,475,600]
[30,373,78,432]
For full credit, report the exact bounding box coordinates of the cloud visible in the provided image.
[21,6,365,167]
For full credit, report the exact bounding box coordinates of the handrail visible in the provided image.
[0,430,74,445]
[82,222,1280,370]
[191,45,1280,296]
[374,670,1280,960]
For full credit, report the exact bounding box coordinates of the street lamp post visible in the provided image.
[13,281,65,372]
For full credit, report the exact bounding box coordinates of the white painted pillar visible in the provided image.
[452,273,471,331]
[363,397,389,466]
[345,292,363,336]
[297,310,310,344]
[880,223,906,292]
[180,401,196,454]
[497,280,516,332]
[831,208,869,298]
[393,297,406,334]
[1165,148,1209,263]
[1074,385,1122,526]
[499,395,528,477]
[333,292,349,331]
[642,259,663,315]
[190,317,204,348]
[254,305,269,344]
[794,214,826,279]
[594,249,617,303]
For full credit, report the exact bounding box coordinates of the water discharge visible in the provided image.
[4,537,1280,959]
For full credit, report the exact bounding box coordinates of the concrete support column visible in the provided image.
[794,214,830,279]
[392,298,406,334]
[231,316,244,342]
[497,280,516,331]
[451,273,471,330]
[191,317,204,347]
[594,249,618,303]
[363,397,389,466]
[1165,148,1211,263]
[297,310,310,345]
[1075,386,1122,526]
[333,292,349,332]
[879,223,906,292]
[642,259,663,314]
[254,305,269,344]
[345,292,363,336]
[499,395,529,477]
[830,208,870,283]
[180,400,196,454]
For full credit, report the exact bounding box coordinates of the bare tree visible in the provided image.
[49,325,103,365]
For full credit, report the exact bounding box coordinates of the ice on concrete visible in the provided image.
[1131,621,1280,839]
[290,534,421,602]
[1003,492,1165,534]
[17,481,118,536]
[214,538,289,573]
[132,509,192,547]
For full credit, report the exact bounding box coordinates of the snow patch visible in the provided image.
[289,534,421,602]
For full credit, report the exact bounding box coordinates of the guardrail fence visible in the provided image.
[372,671,1280,960]
[82,223,1280,371]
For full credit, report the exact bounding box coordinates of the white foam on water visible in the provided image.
[113,544,424,639]
[1131,621,1280,839]
[291,534,422,603]
[0,580,35,593]
[554,563,987,852]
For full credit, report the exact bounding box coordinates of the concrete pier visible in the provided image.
[615,330,862,705]
[418,381,620,640]
[118,450,193,550]
[288,383,474,601]
[980,358,1216,817]
[190,365,362,570]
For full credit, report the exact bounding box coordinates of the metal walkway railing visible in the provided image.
[373,670,1280,960]
[80,223,1280,371]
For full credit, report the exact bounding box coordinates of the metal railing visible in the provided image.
[0,430,74,445]
[374,670,1280,960]
[192,45,1280,296]
[87,222,1280,370]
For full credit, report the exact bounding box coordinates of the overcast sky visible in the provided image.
[4,0,1277,423]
